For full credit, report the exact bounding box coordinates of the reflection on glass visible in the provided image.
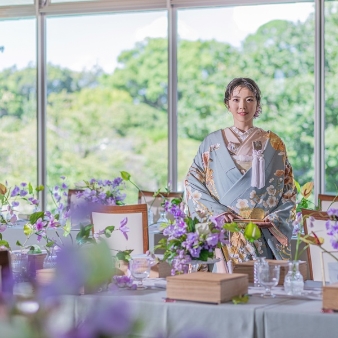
[324,1,338,193]
[0,19,37,187]
[177,3,315,189]
[46,12,168,206]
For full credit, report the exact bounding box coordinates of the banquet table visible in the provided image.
[56,282,337,338]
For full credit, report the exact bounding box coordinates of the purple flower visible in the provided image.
[119,217,129,240]
[112,177,123,187]
[20,190,28,197]
[328,207,338,218]
[60,176,66,180]
[189,247,201,258]
[113,275,134,288]
[20,182,27,187]
[61,182,68,190]
[206,233,219,246]
[10,185,20,197]
[0,223,7,232]
[11,201,19,208]
[308,216,315,228]
[35,218,46,231]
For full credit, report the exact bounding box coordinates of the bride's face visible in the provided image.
[227,86,257,126]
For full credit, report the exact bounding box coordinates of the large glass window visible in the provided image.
[324,1,338,193]
[177,2,315,189]
[46,11,168,203]
[0,18,37,186]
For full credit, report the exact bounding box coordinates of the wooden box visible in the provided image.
[323,282,338,311]
[166,272,248,304]
[233,260,308,285]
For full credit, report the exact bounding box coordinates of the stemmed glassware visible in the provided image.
[258,264,280,298]
[130,257,151,289]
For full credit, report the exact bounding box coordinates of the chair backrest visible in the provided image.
[138,190,183,223]
[301,209,337,282]
[91,204,148,255]
[318,194,338,211]
[67,189,89,228]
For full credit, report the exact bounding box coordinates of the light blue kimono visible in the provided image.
[185,128,297,261]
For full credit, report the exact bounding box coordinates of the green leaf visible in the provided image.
[294,180,301,193]
[244,222,261,242]
[29,211,45,225]
[63,221,71,237]
[171,198,182,205]
[28,182,33,194]
[24,224,34,236]
[16,240,23,247]
[198,249,209,261]
[0,240,10,249]
[36,185,44,192]
[104,225,115,238]
[223,222,240,232]
[116,249,133,262]
[46,241,55,248]
[232,294,249,304]
[28,245,42,254]
[120,171,131,181]
[0,233,2,240]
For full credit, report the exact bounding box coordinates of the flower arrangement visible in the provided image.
[74,177,126,206]
[156,198,261,275]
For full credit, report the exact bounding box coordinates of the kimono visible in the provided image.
[185,127,297,264]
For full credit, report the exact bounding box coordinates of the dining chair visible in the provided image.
[91,204,148,255]
[138,190,183,223]
[318,194,338,211]
[67,188,88,228]
[301,209,337,282]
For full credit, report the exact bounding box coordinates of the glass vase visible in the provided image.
[43,251,58,269]
[253,257,267,287]
[283,260,304,295]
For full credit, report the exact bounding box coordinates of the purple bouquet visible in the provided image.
[157,199,230,275]
[75,178,126,206]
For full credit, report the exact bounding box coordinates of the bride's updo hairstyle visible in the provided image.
[224,78,262,118]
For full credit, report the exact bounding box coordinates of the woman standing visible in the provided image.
[185,78,296,264]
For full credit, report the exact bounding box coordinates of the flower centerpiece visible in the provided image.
[74,177,127,206]
[20,176,130,259]
[156,198,261,275]
[0,181,43,250]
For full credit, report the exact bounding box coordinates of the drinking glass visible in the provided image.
[258,264,280,298]
[130,257,151,289]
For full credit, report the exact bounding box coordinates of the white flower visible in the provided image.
[269,178,274,183]
[250,190,257,199]
[254,240,263,254]
[236,199,249,209]
[266,195,277,208]
[195,222,211,236]
[191,190,202,201]
[266,185,276,196]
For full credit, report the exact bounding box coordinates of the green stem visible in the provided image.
[294,233,301,261]
[319,245,338,262]
[129,179,147,205]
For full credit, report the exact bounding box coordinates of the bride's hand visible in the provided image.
[222,212,237,223]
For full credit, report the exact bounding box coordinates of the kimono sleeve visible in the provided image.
[265,157,297,247]
[184,138,230,220]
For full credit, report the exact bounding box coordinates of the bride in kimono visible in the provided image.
[185,78,297,264]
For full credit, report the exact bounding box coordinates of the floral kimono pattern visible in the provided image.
[185,128,296,264]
